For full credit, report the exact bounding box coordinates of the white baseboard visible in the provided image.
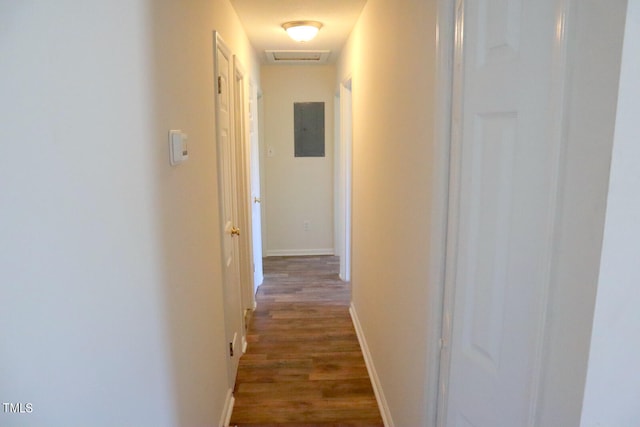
[350,303,394,427]
[265,248,335,257]
[219,388,235,427]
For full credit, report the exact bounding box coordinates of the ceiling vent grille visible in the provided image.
[265,50,331,64]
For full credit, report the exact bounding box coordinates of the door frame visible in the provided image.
[248,78,264,296]
[213,31,244,388]
[337,77,353,282]
[232,55,257,348]
[426,0,456,425]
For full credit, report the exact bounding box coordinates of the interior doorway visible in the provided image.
[337,78,353,282]
[249,81,264,296]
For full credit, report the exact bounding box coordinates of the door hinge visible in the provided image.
[229,342,234,357]
[218,76,222,94]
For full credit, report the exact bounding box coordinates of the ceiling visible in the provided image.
[229,0,367,64]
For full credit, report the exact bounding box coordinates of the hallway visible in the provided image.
[4,1,637,426]
[230,256,383,426]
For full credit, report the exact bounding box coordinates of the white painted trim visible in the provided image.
[350,303,394,427]
[265,248,335,257]
[436,1,466,425]
[213,29,243,391]
[233,55,256,360]
[219,388,235,427]
[431,0,456,426]
[334,91,341,260]
[338,76,353,283]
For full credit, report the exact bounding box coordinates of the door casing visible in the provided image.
[249,79,264,294]
[337,77,353,282]
[232,55,257,344]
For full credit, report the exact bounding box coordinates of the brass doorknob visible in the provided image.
[230,226,241,236]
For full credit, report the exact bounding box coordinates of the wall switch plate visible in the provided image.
[169,130,189,166]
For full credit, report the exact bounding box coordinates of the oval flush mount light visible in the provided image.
[282,21,323,42]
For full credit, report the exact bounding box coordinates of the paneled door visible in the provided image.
[214,32,243,387]
[441,0,566,425]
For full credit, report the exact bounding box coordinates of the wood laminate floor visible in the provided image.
[229,256,384,427]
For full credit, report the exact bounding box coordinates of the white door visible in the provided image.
[249,81,264,292]
[214,33,243,386]
[442,0,566,425]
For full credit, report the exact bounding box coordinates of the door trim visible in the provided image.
[338,76,353,282]
[248,78,264,293]
[429,0,456,425]
[213,30,243,388]
[232,55,256,320]
[434,1,463,424]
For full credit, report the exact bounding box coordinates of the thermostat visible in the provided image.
[169,130,189,166]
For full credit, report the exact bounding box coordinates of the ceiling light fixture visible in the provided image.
[282,21,323,42]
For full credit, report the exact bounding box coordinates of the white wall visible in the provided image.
[581,1,640,424]
[261,65,335,256]
[336,0,438,425]
[0,1,257,426]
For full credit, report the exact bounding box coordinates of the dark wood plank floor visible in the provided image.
[230,256,384,427]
